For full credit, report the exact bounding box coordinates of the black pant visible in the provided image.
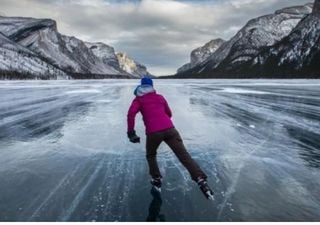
[146,128,207,181]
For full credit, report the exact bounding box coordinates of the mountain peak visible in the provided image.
[275,3,313,15]
[177,38,225,74]
[116,52,150,78]
[177,3,312,76]
[190,38,225,65]
[202,38,225,47]
[0,16,151,79]
[0,16,57,42]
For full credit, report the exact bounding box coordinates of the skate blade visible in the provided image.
[152,186,161,193]
[206,191,214,201]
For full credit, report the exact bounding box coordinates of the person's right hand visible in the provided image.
[127,130,140,143]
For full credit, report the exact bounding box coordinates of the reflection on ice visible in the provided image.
[146,187,165,222]
[0,79,319,221]
[286,126,320,169]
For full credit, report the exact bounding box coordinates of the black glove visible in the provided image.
[127,130,140,143]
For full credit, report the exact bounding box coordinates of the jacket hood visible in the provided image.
[134,85,156,97]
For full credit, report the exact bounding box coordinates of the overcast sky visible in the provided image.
[0,0,311,75]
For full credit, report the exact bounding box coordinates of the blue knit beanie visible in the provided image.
[141,77,153,86]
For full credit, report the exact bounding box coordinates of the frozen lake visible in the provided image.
[0,79,320,221]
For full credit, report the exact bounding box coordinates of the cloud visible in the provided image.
[0,0,312,75]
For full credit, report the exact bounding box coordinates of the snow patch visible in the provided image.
[220,88,269,94]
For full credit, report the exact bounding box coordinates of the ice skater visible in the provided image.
[127,77,214,200]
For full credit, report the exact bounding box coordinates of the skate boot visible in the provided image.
[197,178,214,200]
[150,177,162,192]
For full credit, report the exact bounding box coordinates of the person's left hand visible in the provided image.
[127,130,140,143]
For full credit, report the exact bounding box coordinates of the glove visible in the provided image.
[127,130,140,143]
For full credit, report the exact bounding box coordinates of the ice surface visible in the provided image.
[0,79,319,221]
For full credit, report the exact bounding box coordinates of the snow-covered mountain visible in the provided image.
[116,52,151,78]
[0,16,151,79]
[0,31,67,79]
[176,3,315,78]
[177,38,225,74]
[0,17,123,76]
[85,42,121,71]
[245,0,320,77]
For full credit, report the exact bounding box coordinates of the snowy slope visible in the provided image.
[248,1,320,77]
[177,38,225,74]
[85,42,121,70]
[177,3,313,77]
[0,31,67,79]
[0,16,122,76]
[0,17,55,40]
[214,3,313,73]
[0,16,151,79]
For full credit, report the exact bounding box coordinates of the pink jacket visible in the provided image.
[127,86,174,134]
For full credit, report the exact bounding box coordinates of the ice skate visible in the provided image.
[150,177,162,192]
[197,178,214,200]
